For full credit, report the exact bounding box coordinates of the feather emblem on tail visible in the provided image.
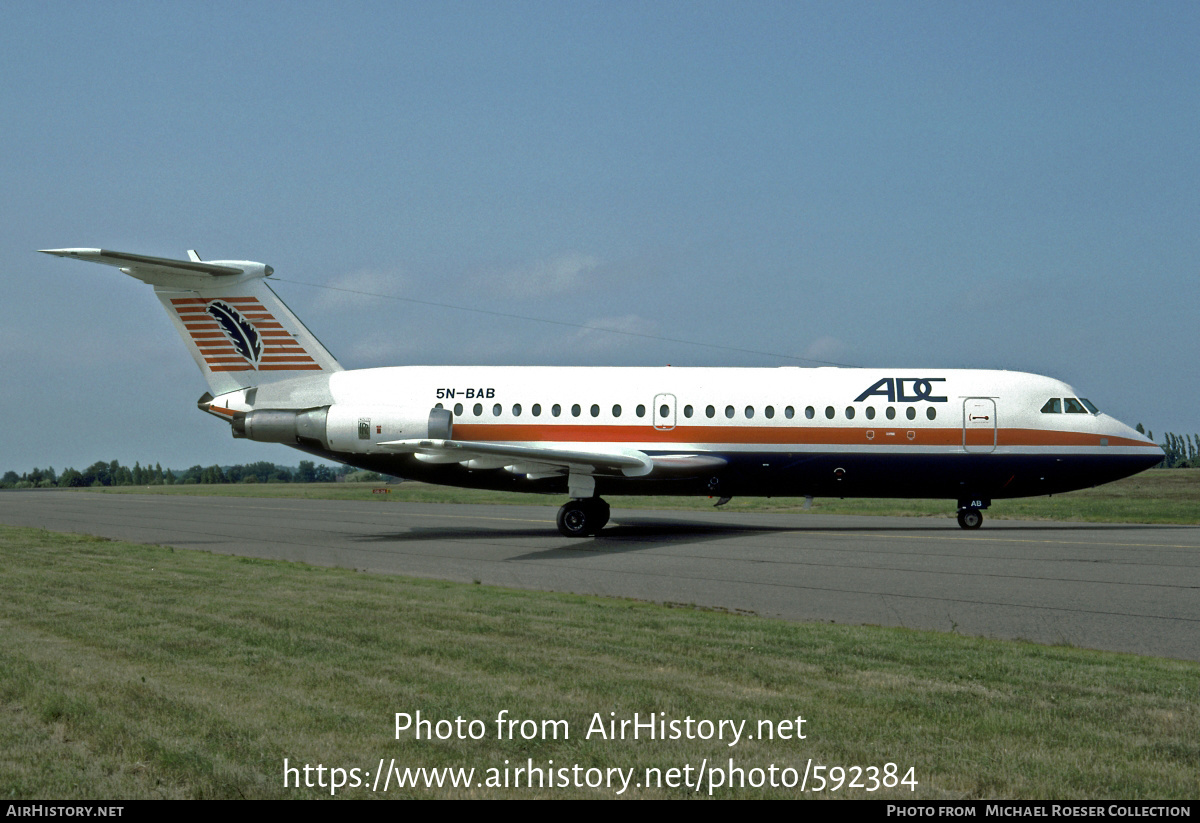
[206,300,263,366]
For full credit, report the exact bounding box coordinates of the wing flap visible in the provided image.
[380,440,728,478]
[379,438,654,477]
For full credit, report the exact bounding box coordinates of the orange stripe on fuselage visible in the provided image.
[448,423,1145,449]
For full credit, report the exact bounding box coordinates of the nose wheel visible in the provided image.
[557,498,611,537]
[956,508,984,529]
[955,497,989,530]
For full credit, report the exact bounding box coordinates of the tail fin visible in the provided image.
[41,248,342,396]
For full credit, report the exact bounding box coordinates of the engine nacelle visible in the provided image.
[232,405,452,453]
[325,405,452,453]
[232,407,329,446]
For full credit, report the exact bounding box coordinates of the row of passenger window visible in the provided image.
[443,401,938,422]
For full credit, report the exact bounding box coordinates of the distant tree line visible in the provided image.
[0,460,385,489]
[1136,425,1199,468]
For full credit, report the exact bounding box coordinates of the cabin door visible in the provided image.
[962,398,996,453]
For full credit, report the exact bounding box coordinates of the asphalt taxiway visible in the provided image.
[2,491,1198,661]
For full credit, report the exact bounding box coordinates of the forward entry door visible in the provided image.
[963,398,996,453]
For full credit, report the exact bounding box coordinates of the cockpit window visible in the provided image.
[1080,398,1099,414]
[1064,398,1087,414]
[1041,398,1061,414]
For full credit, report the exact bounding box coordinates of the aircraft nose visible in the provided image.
[1105,417,1165,468]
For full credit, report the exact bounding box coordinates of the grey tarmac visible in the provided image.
[3,491,1198,661]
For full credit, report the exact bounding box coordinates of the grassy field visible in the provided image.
[2,523,1197,799]
[80,467,1200,524]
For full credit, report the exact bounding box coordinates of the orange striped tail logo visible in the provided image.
[171,296,323,373]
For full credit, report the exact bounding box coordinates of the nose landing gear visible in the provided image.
[956,508,984,529]
[956,497,989,529]
[557,497,611,537]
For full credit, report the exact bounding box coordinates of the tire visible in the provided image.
[957,509,983,529]
[557,501,593,537]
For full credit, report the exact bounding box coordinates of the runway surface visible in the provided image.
[3,491,1199,661]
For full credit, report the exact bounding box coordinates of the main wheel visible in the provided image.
[557,498,611,536]
[557,500,595,537]
[957,508,983,529]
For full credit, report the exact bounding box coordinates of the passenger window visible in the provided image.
[473,403,483,416]
[906,407,916,420]
[552,404,562,417]
[926,407,936,420]
[1064,398,1087,414]
[865,407,875,420]
[532,404,541,417]
[572,404,582,417]
[613,404,622,417]
[683,405,693,418]
[805,406,815,419]
[660,404,670,418]
[845,406,855,420]
[725,405,735,419]
[454,403,463,416]
[493,403,502,416]
[513,404,522,416]
[886,407,896,420]
[824,406,835,419]
[590,404,600,417]
[765,406,774,419]
[745,406,754,419]
[1041,398,1062,414]
[636,404,646,417]
[785,406,794,419]
[706,405,715,418]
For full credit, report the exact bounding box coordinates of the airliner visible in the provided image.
[42,248,1164,536]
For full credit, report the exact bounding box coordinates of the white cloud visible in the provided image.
[480,253,601,298]
[311,269,405,312]
[571,314,658,352]
[802,335,850,365]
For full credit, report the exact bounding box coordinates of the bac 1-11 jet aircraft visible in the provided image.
[43,248,1164,536]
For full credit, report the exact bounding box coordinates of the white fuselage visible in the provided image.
[212,365,1161,504]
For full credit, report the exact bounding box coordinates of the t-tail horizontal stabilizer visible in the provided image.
[40,248,342,395]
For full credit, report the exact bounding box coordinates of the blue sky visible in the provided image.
[3,1,1197,471]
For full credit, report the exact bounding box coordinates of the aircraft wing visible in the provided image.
[379,438,653,476]
[378,439,727,479]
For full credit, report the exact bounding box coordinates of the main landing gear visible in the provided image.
[956,497,989,530]
[557,497,611,537]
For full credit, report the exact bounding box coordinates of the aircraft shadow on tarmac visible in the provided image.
[347,518,783,549]
[352,516,1177,541]
[348,520,761,557]
[348,517,1183,559]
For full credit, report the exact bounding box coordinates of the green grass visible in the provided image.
[80,468,1200,524]
[1,524,1197,799]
